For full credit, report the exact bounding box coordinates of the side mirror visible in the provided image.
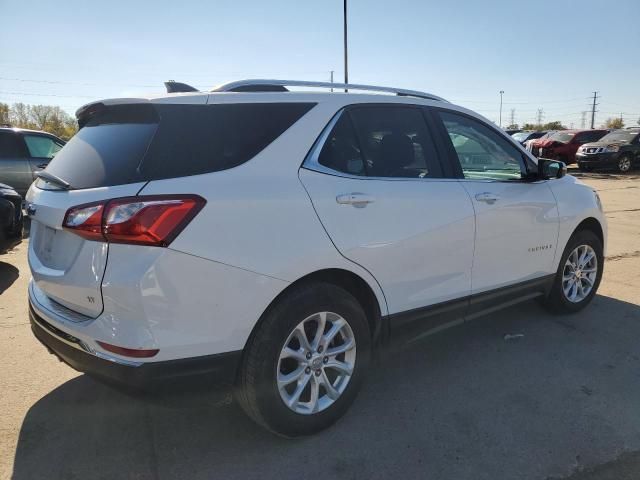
[538,158,566,179]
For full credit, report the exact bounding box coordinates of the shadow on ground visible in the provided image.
[12,295,640,480]
[0,261,19,295]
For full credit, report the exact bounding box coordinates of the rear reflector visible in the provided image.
[63,194,205,246]
[96,340,159,358]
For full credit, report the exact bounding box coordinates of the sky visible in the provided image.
[1,0,639,128]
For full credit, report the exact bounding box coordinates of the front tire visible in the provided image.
[543,230,603,314]
[617,154,632,173]
[235,282,371,437]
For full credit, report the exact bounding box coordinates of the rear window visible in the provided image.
[41,102,315,190]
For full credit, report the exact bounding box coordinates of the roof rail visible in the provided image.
[211,79,447,102]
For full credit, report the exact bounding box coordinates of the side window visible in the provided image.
[317,106,442,179]
[23,135,63,159]
[0,132,28,159]
[586,131,605,142]
[573,133,587,144]
[438,111,524,181]
[349,106,440,178]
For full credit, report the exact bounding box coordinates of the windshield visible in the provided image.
[598,130,638,143]
[512,132,532,141]
[548,131,575,143]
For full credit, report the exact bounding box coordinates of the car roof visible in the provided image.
[0,126,63,139]
[76,79,452,117]
[554,129,606,134]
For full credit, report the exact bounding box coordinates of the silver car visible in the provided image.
[0,127,65,197]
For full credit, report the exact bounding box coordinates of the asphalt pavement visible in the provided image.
[1,171,639,480]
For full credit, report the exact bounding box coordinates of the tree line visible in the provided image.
[0,102,78,140]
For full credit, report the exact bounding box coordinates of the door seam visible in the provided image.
[297,168,390,316]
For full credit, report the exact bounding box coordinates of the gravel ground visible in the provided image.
[1,171,639,480]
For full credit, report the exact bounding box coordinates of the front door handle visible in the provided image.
[336,193,375,207]
[475,192,500,204]
[37,163,48,169]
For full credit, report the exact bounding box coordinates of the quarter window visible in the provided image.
[438,111,524,181]
[318,114,365,176]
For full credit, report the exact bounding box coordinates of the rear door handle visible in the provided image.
[336,193,375,207]
[475,192,500,204]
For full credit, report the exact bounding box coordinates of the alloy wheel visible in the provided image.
[562,244,598,303]
[277,312,356,415]
[619,156,631,172]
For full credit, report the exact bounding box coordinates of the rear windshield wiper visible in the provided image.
[36,171,72,190]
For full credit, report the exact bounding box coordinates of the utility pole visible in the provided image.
[343,0,348,92]
[499,90,504,127]
[330,70,334,92]
[536,108,544,126]
[590,91,598,129]
[509,108,515,127]
[580,111,587,129]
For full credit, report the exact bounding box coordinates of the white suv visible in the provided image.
[27,80,606,436]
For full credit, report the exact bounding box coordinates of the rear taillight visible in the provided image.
[62,203,104,241]
[63,195,205,246]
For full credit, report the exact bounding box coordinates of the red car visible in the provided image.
[530,129,608,164]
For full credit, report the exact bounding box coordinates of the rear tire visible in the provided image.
[235,282,371,437]
[543,230,603,314]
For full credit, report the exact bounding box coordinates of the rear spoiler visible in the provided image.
[75,102,107,128]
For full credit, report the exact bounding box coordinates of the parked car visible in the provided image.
[511,130,547,146]
[576,128,640,173]
[530,129,608,164]
[0,182,23,253]
[0,127,65,197]
[26,79,606,437]
[523,131,555,152]
[505,128,521,135]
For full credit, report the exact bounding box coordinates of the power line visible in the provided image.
[0,90,95,98]
[590,91,599,129]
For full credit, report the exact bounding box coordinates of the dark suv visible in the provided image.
[0,182,23,253]
[576,128,640,173]
[0,127,65,197]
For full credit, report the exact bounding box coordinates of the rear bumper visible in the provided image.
[29,303,242,391]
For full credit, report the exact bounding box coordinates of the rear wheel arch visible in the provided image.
[243,268,383,355]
